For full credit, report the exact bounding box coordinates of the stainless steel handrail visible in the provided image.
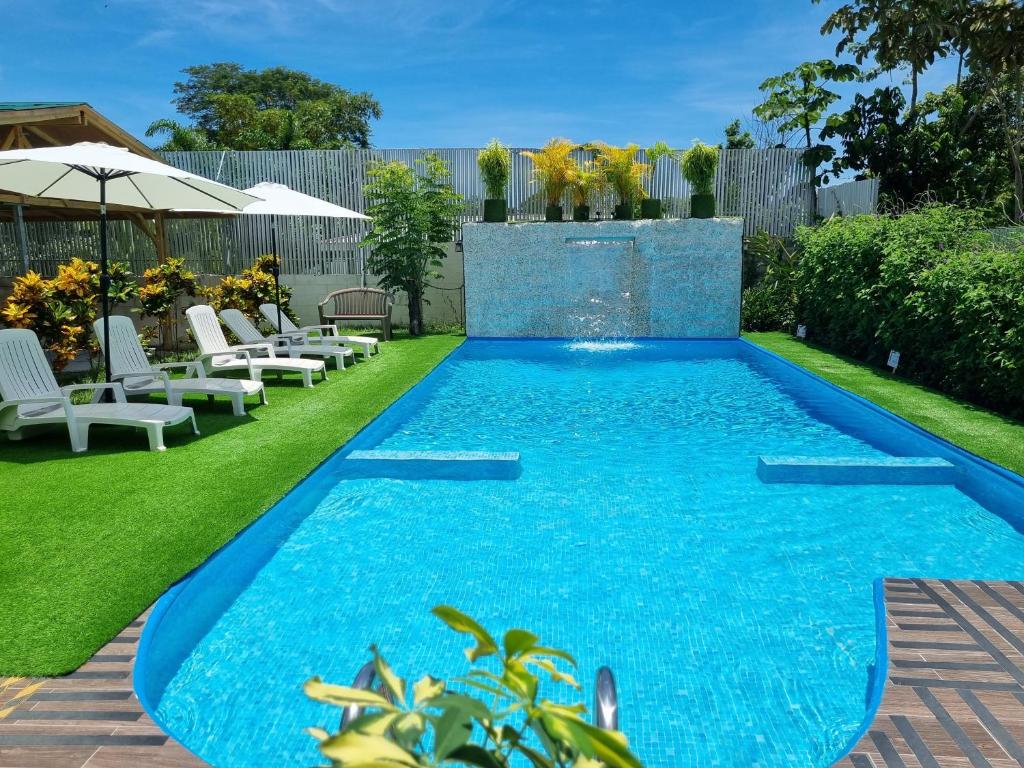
[594,666,618,731]
[340,661,377,728]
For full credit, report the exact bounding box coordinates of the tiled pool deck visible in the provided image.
[4,579,1024,767]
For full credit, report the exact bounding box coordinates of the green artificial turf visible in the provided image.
[746,331,1024,476]
[0,332,463,676]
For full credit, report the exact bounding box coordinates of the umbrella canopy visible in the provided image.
[0,142,262,383]
[176,181,370,331]
[0,142,259,211]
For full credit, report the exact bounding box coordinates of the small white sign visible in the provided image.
[887,350,901,371]
[796,325,807,339]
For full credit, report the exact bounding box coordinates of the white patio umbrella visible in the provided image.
[0,142,261,382]
[178,181,370,332]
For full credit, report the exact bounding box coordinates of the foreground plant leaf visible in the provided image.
[432,606,498,661]
[317,729,420,766]
[304,677,397,711]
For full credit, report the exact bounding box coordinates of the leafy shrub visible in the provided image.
[305,606,643,768]
[139,257,199,351]
[680,142,719,196]
[1,258,135,371]
[205,254,294,322]
[523,139,577,207]
[794,204,1024,415]
[591,143,650,207]
[741,233,800,332]
[569,160,607,208]
[477,139,511,200]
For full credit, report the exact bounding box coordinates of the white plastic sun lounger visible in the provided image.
[95,315,267,417]
[220,308,352,370]
[259,303,380,358]
[185,305,327,388]
[0,328,198,452]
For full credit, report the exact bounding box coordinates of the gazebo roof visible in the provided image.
[0,103,227,223]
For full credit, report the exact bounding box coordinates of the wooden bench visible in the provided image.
[318,288,395,340]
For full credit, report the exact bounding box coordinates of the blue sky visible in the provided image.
[4,0,959,150]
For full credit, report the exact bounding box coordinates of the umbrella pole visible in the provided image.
[99,176,112,387]
[272,216,283,332]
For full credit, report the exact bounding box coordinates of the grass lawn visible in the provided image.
[0,332,463,676]
[746,331,1024,476]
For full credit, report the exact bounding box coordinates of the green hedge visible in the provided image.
[795,205,1024,416]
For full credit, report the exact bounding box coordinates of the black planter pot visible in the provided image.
[640,199,662,219]
[690,193,716,219]
[483,199,507,223]
[572,204,590,222]
[545,204,564,222]
[613,202,634,220]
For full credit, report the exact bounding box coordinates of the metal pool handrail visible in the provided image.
[594,666,618,731]
[340,661,378,728]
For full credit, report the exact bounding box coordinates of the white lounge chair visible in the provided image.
[185,305,326,388]
[220,308,352,370]
[0,328,198,452]
[95,315,267,417]
[259,303,380,358]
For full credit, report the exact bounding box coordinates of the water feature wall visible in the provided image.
[462,219,742,338]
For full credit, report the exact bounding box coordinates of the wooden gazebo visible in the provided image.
[0,103,206,269]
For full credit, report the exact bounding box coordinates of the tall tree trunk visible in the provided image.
[407,285,423,336]
[956,49,964,88]
[910,70,919,116]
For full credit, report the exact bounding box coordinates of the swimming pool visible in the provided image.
[136,339,1024,767]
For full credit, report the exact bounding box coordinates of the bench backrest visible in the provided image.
[320,288,393,318]
[185,304,231,355]
[220,309,265,345]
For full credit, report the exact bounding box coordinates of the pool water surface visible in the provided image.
[139,339,1024,767]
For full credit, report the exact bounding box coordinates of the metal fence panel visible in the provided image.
[816,178,879,218]
[1,146,813,277]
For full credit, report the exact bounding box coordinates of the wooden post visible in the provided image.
[12,204,29,273]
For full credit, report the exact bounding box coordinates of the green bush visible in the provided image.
[794,204,1024,415]
[742,282,796,331]
[740,232,800,332]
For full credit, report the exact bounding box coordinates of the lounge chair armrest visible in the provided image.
[298,324,340,337]
[193,350,257,380]
[60,382,127,403]
[0,394,68,415]
[153,361,205,379]
[232,343,276,358]
[113,370,175,400]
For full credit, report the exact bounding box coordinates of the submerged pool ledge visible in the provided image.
[339,449,522,480]
[758,456,959,485]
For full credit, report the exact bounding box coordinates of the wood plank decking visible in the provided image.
[4,580,1024,766]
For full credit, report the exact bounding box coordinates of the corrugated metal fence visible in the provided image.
[816,178,879,218]
[0,146,813,277]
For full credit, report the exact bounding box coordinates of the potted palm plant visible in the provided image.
[569,160,606,221]
[523,138,576,221]
[477,139,510,222]
[641,141,675,219]
[681,141,720,218]
[592,143,649,220]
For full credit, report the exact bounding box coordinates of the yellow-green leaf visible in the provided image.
[503,628,538,659]
[526,658,580,690]
[432,606,498,662]
[305,726,331,743]
[318,729,419,766]
[304,677,397,711]
[412,675,445,706]
[372,647,406,704]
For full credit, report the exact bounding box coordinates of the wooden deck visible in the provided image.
[4,580,1024,766]
[0,610,205,768]
[836,579,1024,767]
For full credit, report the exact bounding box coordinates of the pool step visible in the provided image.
[757,456,958,485]
[340,450,521,480]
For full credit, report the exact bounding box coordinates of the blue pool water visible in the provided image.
[138,340,1024,767]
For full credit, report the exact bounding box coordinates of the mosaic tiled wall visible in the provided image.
[463,219,743,338]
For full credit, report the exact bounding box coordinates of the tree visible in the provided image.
[754,59,859,214]
[144,119,218,151]
[723,119,755,149]
[149,63,382,150]
[817,0,955,115]
[361,155,463,336]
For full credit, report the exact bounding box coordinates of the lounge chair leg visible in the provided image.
[69,423,88,453]
[259,388,268,405]
[230,395,245,417]
[190,414,200,436]
[302,370,313,388]
[146,424,167,452]
[168,392,184,407]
